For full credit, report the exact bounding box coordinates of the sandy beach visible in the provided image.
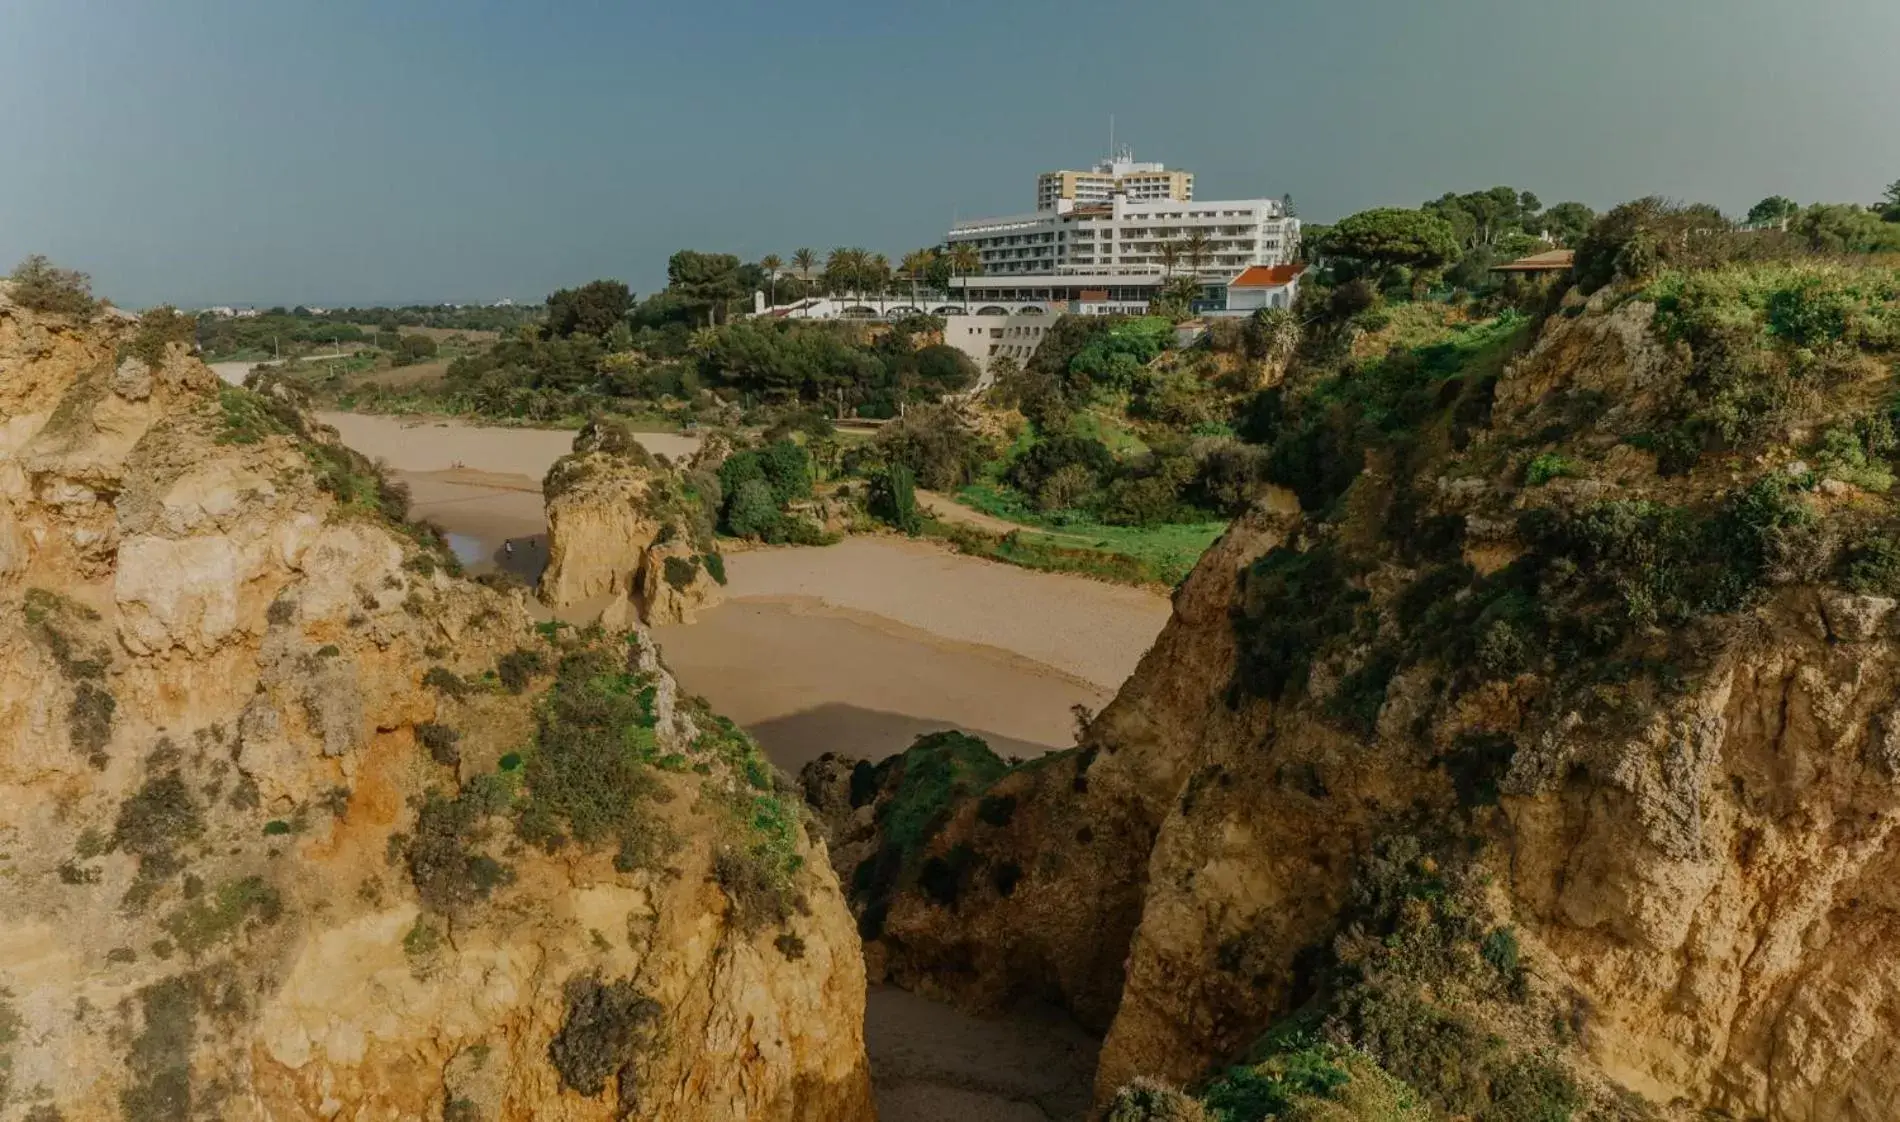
[317,411,1172,766]
[712,536,1169,692]
[316,410,701,476]
[314,411,695,574]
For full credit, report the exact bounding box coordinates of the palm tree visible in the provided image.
[900,249,934,311]
[1183,229,1212,276]
[759,253,782,310]
[824,247,853,308]
[791,248,817,315]
[1158,240,1181,279]
[870,253,891,316]
[949,243,981,313]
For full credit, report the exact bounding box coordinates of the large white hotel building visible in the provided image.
[941,150,1301,309]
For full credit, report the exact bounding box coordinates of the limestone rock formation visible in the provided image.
[0,288,871,1122]
[538,421,726,625]
[810,264,1900,1121]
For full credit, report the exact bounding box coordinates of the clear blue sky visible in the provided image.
[3,0,1895,308]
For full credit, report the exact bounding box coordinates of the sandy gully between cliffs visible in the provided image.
[315,407,1172,1121]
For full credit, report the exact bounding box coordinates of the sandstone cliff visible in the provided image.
[0,287,871,1122]
[538,421,725,625]
[811,262,1900,1120]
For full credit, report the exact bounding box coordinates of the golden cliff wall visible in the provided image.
[0,288,871,1122]
[821,272,1900,1121]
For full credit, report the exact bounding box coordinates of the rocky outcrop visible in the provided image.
[0,289,871,1122]
[813,268,1900,1121]
[538,422,726,625]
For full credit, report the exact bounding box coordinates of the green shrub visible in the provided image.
[423,666,469,698]
[8,255,99,318]
[406,790,513,912]
[722,478,780,539]
[662,554,700,591]
[417,722,462,766]
[162,876,282,955]
[1234,544,1367,701]
[1841,532,1900,595]
[870,463,922,534]
[1201,1041,1350,1120]
[875,404,991,490]
[547,974,661,1097]
[127,307,198,367]
[115,772,204,870]
[1524,453,1582,486]
[517,646,664,867]
[262,820,292,837]
[69,681,117,764]
[1812,425,1895,492]
[497,648,546,694]
[701,552,728,585]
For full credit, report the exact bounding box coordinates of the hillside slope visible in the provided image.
[813,264,1900,1120]
[0,287,873,1122]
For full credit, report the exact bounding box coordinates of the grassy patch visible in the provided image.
[215,384,291,445]
[1524,452,1582,486]
[694,712,806,929]
[515,644,666,870]
[161,876,282,955]
[954,483,1226,585]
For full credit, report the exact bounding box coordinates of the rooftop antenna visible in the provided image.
[1108,114,1115,161]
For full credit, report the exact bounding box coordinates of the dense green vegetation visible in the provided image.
[1232,199,1900,745]
[399,633,807,936]
[1181,835,1581,1122]
[846,731,1011,939]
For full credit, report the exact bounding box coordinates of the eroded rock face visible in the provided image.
[815,284,1900,1121]
[0,293,872,1122]
[539,444,661,609]
[538,424,726,626]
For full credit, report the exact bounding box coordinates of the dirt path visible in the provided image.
[915,489,1024,535]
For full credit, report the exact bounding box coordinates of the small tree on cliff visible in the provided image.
[8,255,100,319]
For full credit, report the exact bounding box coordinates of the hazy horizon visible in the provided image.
[3,0,1896,309]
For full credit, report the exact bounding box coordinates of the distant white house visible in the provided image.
[1222,264,1305,314]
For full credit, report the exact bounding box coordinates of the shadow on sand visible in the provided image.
[745,702,1065,771]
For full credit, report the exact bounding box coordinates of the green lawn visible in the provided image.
[953,482,1226,585]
